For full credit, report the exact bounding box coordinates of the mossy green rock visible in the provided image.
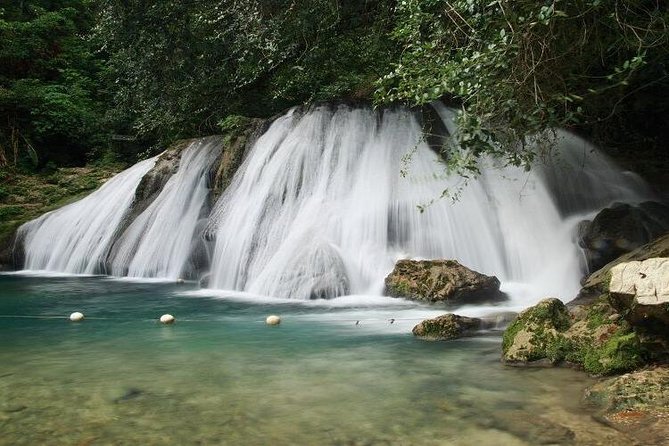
[502,298,571,364]
[412,314,482,340]
[384,259,505,304]
[502,297,646,374]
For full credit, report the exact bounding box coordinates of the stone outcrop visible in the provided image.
[503,254,669,374]
[578,202,669,272]
[384,259,506,304]
[585,367,669,445]
[502,297,647,374]
[608,258,669,334]
[412,314,482,340]
[576,232,669,305]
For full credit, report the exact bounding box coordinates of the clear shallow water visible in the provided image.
[0,275,630,445]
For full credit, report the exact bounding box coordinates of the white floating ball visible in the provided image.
[176,278,185,284]
[265,315,281,326]
[160,314,176,325]
[69,312,84,322]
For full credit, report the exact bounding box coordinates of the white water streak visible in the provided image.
[208,105,648,304]
[19,158,156,274]
[109,138,220,279]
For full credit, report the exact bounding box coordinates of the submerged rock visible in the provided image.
[412,314,482,340]
[578,202,669,272]
[384,259,505,304]
[585,367,669,445]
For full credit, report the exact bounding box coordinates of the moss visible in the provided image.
[585,299,615,329]
[583,330,645,375]
[502,318,523,352]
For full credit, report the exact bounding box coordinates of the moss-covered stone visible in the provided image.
[385,259,506,304]
[502,298,571,363]
[502,296,648,375]
[412,314,482,340]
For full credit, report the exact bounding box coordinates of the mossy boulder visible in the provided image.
[584,367,669,445]
[502,297,647,374]
[502,298,571,364]
[384,259,505,304]
[412,314,482,340]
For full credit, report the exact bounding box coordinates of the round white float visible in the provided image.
[265,315,281,326]
[69,312,85,322]
[176,278,185,284]
[160,314,176,325]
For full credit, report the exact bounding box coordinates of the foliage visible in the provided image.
[96,0,395,148]
[375,0,669,175]
[0,0,105,167]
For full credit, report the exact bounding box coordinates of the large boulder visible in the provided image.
[412,314,482,340]
[502,298,572,364]
[608,258,669,336]
[384,259,505,304]
[578,202,669,272]
[502,297,646,374]
[576,232,669,305]
[584,367,669,445]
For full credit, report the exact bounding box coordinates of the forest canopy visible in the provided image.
[0,0,667,172]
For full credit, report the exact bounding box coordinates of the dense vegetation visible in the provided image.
[1,0,667,176]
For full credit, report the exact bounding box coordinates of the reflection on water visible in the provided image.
[0,275,629,445]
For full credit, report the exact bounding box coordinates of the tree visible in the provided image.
[0,0,104,167]
[96,0,395,149]
[375,0,669,175]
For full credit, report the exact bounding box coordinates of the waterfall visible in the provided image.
[109,138,221,279]
[18,157,156,274]
[16,103,650,305]
[207,105,648,302]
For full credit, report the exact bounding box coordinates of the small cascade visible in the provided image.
[207,104,648,301]
[18,157,157,274]
[109,138,221,279]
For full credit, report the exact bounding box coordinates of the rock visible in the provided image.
[576,232,669,306]
[578,201,669,272]
[584,367,669,445]
[412,314,482,340]
[502,296,647,375]
[502,298,571,364]
[608,258,669,336]
[384,259,505,304]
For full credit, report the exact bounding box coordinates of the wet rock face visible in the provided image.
[384,259,505,304]
[412,314,482,340]
[609,258,669,336]
[585,367,669,446]
[578,201,669,272]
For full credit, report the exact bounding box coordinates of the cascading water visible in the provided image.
[16,103,650,307]
[207,104,649,303]
[109,138,221,279]
[18,157,157,274]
